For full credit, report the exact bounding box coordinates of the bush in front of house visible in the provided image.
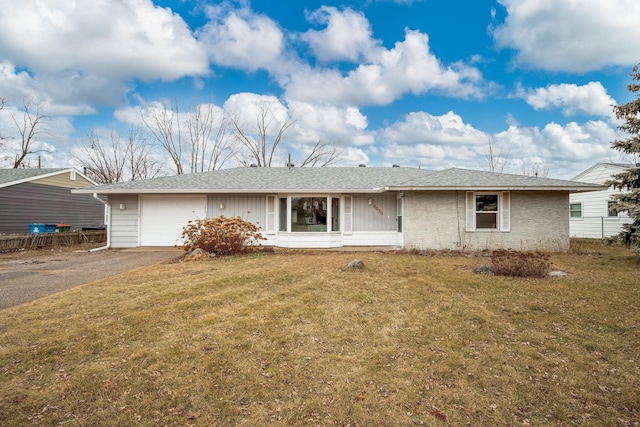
[491,249,550,278]
[181,216,265,256]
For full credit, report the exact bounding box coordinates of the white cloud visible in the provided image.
[375,111,490,169]
[285,29,484,105]
[371,110,621,178]
[491,120,618,177]
[379,111,489,146]
[493,0,640,72]
[288,101,374,147]
[0,0,208,80]
[521,82,617,119]
[198,6,284,71]
[0,104,75,168]
[301,7,379,62]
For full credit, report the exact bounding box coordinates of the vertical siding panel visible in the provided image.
[108,195,139,248]
[352,193,397,231]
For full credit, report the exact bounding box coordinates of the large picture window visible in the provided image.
[291,197,327,232]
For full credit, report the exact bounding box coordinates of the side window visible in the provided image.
[607,201,618,217]
[466,192,510,232]
[570,203,582,218]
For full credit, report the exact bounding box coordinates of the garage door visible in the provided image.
[140,195,207,246]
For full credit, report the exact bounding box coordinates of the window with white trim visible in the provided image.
[607,201,618,217]
[570,202,582,218]
[466,191,510,231]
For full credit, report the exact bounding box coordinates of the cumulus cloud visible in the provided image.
[198,6,284,71]
[492,0,640,72]
[0,0,208,80]
[288,101,374,147]
[286,29,484,105]
[0,0,209,112]
[491,120,618,177]
[379,111,489,146]
[521,82,617,119]
[301,7,379,62]
[370,110,621,177]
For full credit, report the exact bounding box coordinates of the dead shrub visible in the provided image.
[181,216,265,256]
[491,249,550,278]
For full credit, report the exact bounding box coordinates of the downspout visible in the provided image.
[89,193,111,252]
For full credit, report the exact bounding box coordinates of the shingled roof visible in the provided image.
[72,166,605,194]
[386,168,606,191]
[0,168,69,188]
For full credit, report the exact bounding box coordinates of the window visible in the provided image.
[570,203,582,218]
[607,201,618,217]
[331,198,340,231]
[279,198,287,231]
[475,194,498,229]
[291,197,328,232]
[466,191,510,232]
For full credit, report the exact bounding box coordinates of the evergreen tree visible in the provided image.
[606,64,640,247]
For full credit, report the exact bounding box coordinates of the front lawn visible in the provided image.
[1,241,639,426]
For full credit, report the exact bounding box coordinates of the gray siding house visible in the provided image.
[73,166,604,252]
[0,168,106,234]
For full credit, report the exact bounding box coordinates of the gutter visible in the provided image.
[89,193,111,252]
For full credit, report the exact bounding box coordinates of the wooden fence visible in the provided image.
[0,230,107,252]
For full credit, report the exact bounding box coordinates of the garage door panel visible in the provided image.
[140,196,207,246]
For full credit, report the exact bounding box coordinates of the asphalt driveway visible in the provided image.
[0,247,184,310]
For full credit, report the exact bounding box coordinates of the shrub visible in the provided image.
[491,249,550,278]
[181,216,265,256]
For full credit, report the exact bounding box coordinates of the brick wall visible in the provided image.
[403,190,569,251]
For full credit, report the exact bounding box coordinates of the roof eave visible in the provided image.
[387,185,608,192]
[73,187,390,195]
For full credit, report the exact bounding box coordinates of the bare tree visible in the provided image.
[142,101,184,175]
[74,128,164,184]
[10,98,49,168]
[143,100,235,174]
[484,136,509,173]
[230,102,341,167]
[0,97,6,161]
[185,103,235,172]
[298,140,342,167]
[230,103,295,167]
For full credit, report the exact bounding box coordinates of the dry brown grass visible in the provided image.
[1,241,639,426]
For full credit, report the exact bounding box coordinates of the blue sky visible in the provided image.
[0,0,639,178]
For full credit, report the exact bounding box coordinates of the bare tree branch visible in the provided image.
[186,103,235,172]
[142,101,184,175]
[74,128,164,184]
[143,100,235,174]
[484,136,509,173]
[298,140,342,167]
[230,103,296,167]
[10,98,49,168]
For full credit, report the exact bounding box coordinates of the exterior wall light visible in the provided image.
[119,203,126,210]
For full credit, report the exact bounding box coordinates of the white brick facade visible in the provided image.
[403,190,570,251]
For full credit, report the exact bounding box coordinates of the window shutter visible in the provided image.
[343,195,353,234]
[466,191,475,231]
[500,191,510,232]
[266,195,275,234]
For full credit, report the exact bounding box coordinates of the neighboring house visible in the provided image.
[73,166,604,252]
[569,162,635,239]
[0,168,106,234]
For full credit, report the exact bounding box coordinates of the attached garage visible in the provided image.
[139,195,207,246]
